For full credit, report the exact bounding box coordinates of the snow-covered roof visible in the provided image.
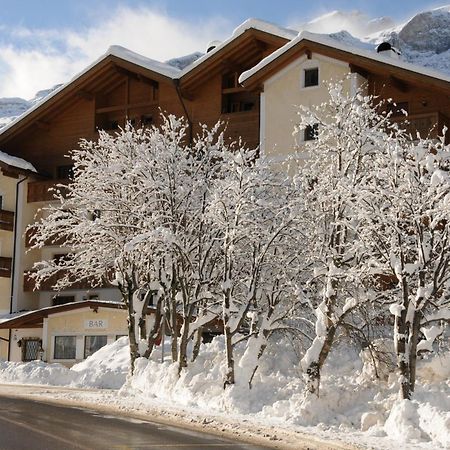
[0,149,36,172]
[0,19,296,140]
[0,46,183,139]
[239,30,450,85]
[178,18,297,77]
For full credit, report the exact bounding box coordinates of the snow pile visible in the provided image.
[0,336,448,448]
[70,336,129,388]
[0,337,129,389]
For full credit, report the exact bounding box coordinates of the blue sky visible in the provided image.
[0,1,444,29]
[0,0,446,98]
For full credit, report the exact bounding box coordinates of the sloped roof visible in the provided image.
[0,300,157,329]
[239,30,450,88]
[0,19,296,142]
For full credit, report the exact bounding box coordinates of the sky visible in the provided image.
[0,0,446,98]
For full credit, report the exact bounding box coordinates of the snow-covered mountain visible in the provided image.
[1,6,450,129]
[0,85,61,128]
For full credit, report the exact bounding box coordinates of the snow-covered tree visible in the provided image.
[292,82,398,396]
[207,148,301,387]
[357,131,450,400]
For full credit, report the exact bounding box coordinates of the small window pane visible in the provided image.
[84,335,107,358]
[304,124,319,141]
[304,68,319,87]
[54,336,76,360]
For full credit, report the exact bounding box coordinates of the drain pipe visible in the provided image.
[7,174,28,360]
[174,79,193,145]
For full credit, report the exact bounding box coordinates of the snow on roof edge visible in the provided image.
[0,46,181,139]
[239,30,450,85]
[0,150,36,173]
[178,18,298,77]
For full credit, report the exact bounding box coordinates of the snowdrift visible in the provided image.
[0,336,448,448]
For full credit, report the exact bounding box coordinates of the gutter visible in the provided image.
[173,79,193,145]
[8,174,28,360]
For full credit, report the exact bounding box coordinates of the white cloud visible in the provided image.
[0,6,230,99]
[289,10,396,39]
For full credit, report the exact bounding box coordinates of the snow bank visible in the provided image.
[0,336,448,448]
[0,337,129,389]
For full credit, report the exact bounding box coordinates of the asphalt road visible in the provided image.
[0,395,269,450]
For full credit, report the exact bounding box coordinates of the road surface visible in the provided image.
[0,395,269,450]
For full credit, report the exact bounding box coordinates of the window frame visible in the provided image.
[300,59,320,90]
[54,335,77,360]
[84,335,108,359]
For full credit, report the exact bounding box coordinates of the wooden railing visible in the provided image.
[392,112,449,141]
[23,270,100,292]
[0,210,14,231]
[27,178,70,203]
[221,110,260,149]
[0,257,12,278]
[24,226,66,248]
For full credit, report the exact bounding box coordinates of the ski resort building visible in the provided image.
[0,18,449,363]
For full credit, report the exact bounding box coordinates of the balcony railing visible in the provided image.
[27,178,70,203]
[23,270,102,292]
[0,257,12,278]
[25,226,66,248]
[220,110,260,149]
[0,210,14,231]
[392,112,449,141]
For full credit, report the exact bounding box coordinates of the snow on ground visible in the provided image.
[0,337,448,449]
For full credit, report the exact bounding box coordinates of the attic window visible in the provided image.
[303,68,319,88]
[304,124,319,141]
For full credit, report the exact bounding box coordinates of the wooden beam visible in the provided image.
[349,63,369,78]
[390,75,409,93]
[77,90,94,101]
[96,101,159,114]
[36,120,50,131]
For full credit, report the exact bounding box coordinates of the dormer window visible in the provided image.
[303,68,319,88]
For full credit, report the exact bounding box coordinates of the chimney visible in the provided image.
[376,42,401,59]
[206,40,222,53]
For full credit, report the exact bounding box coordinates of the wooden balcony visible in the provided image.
[23,270,100,292]
[0,257,12,278]
[221,110,260,150]
[0,210,14,231]
[392,112,449,141]
[25,226,66,248]
[27,178,70,203]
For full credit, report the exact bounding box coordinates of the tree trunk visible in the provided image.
[304,325,336,397]
[396,277,411,400]
[177,316,191,376]
[224,324,235,387]
[124,285,139,375]
[191,327,203,362]
[408,309,422,394]
[143,295,163,359]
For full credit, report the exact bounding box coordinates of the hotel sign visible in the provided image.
[84,319,108,329]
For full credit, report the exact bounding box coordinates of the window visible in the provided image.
[53,253,68,264]
[303,68,319,88]
[52,295,75,306]
[87,293,99,300]
[141,115,153,127]
[304,124,319,141]
[0,195,3,210]
[387,101,409,117]
[84,335,107,358]
[57,165,74,179]
[21,338,42,362]
[54,336,76,360]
